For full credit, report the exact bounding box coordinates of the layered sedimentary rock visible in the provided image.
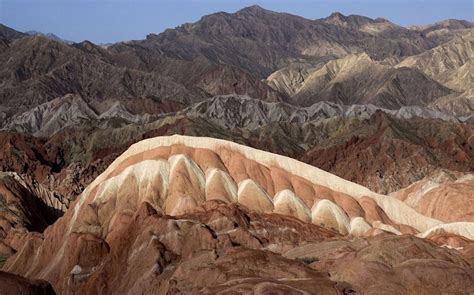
[65,135,473,236]
[5,94,469,137]
[1,95,472,202]
[3,136,474,293]
[284,234,474,294]
[0,6,472,293]
[397,31,474,117]
[392,171,474,223]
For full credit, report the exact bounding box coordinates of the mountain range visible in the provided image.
[0,5,473,294]
[0,6,472,117]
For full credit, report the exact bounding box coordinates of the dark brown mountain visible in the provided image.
[0,36,202,116]
[0,7,471,118]
[110,5,457,78]
[0,24,27,42]
[0,27,285,118]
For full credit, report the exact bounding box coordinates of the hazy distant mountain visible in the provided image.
[26,30,73,44]
[409,19,474,36]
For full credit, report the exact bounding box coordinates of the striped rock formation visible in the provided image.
[3,135,474,293]
[392,171,474,223]
[63,135,473,239]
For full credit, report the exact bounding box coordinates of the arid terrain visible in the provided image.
[0,5,473,294]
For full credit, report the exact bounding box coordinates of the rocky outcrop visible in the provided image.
[297,110,474,194]
[395,32,474,117]
[0,25,286,118]
[0,24,27,42]
[0,172,67,257]
[429,89,474,118]
[121,6,455,78]
[182,95,468,129]
[0,35,203,116]
[0,94,180,137]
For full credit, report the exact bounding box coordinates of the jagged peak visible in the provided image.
[237,5,268,14]
[328,12,346,20]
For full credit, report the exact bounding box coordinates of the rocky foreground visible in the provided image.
[2,136,473,294]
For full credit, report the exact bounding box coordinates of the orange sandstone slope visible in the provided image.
[391,171,474,223]
[3,135,474,294]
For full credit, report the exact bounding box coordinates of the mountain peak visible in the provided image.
[328,12,346,20]
[237,5,273,15]
[0,23,27,41]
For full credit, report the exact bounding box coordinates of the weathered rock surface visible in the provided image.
[267,53,453,108]
[4,93,470,137]
[0,172,66,256]
[3,136,473,294]
[1,95,472,201]
[397,31,473,92]
[285,234,474,294]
